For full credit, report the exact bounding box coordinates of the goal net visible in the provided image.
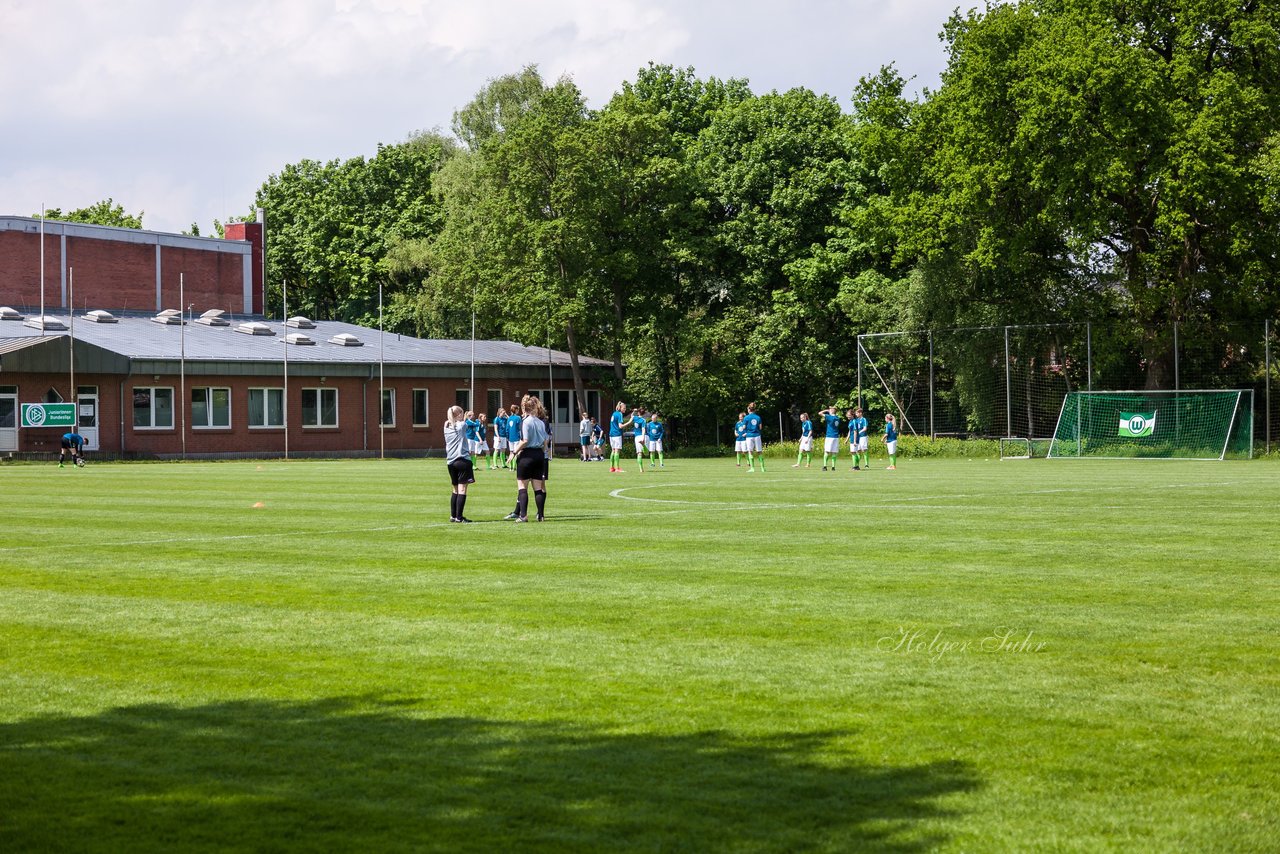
[1047,390,1254,460]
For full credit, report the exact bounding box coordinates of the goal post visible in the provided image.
[1047,390,1254,460]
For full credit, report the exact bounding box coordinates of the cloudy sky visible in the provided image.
[2,0,963,234]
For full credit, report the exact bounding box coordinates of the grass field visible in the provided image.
[2,454,1277,851]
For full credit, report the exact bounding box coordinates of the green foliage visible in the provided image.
[38,198,144,229]
[254,132,457,325]
[891,0,1280,380]
[239,0,1280,443]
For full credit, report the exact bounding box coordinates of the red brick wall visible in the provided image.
[67,237,155,312]
[0,228,249,314]
[0,232,61,308]
[158,246,244,315]
[5,371,610,458]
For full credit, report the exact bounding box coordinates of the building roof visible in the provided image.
[0,216,251,255]
[0,310,612,375]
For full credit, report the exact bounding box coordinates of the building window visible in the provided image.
[530,389,571,424]
[191,387,231,429]
[412,389,429,427]
[248,388,284,428]
[301,387,338,428]
[455,388,472,411]
[133,387,174,429]
[380,388,395,427]
[487,388,502,418]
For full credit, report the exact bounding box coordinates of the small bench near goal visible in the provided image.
[999,438,1031,459]
[999,438,1053,459]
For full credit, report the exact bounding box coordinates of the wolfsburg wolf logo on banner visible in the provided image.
[1118,411,1157,437]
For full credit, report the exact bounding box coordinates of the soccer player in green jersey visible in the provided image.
[884,412,899,470]
[849,406,869,470]
[733,413,747,467]
[793,413,813,468]
[820,406,841,471]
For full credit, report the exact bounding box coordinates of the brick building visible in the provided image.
[0,216,612,458]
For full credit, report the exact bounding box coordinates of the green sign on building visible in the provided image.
[21,403,77,429]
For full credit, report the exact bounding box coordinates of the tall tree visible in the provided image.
[38,199,143,229]
[896,0,1280,386]
[254,132,455,326]
[691,87,854,411]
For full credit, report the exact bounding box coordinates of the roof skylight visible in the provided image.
[24,315,67,331]
[327,332,363,346]
[197,309,230,327]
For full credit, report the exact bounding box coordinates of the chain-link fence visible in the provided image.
[857,319,1277,454]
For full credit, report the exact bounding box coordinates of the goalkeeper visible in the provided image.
[59,432,87,468]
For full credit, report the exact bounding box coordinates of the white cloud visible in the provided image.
[0,0,956,234]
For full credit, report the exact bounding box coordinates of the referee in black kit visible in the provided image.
[508,394,551,522]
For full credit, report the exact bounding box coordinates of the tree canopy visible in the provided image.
[246,0,1280,440]
[37,199,144,229]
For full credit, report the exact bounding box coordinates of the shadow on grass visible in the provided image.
[0,697,978,852]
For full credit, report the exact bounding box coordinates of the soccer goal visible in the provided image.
[999,437,1054,459]
[1047,390,1254,460]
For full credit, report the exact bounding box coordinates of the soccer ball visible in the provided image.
[75,458,85,468]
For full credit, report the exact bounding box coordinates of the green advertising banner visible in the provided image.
[21,403,77,428]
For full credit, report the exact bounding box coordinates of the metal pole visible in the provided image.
[778,411,784,443]
[547,316,554,445]
[1173,321,1180,444]
[1266,318,1271,455]
[179,274,186,461]
[39,206,45,333]
[1086,322,1092,392]
[379,280,385,461]
[68,267,75,427]
[928,330,935,439]
[1004,326,1012,437]
[856,336,862,409]
[469,283,476,410]
[1173,321,1180,390]
[282,279,289,461]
